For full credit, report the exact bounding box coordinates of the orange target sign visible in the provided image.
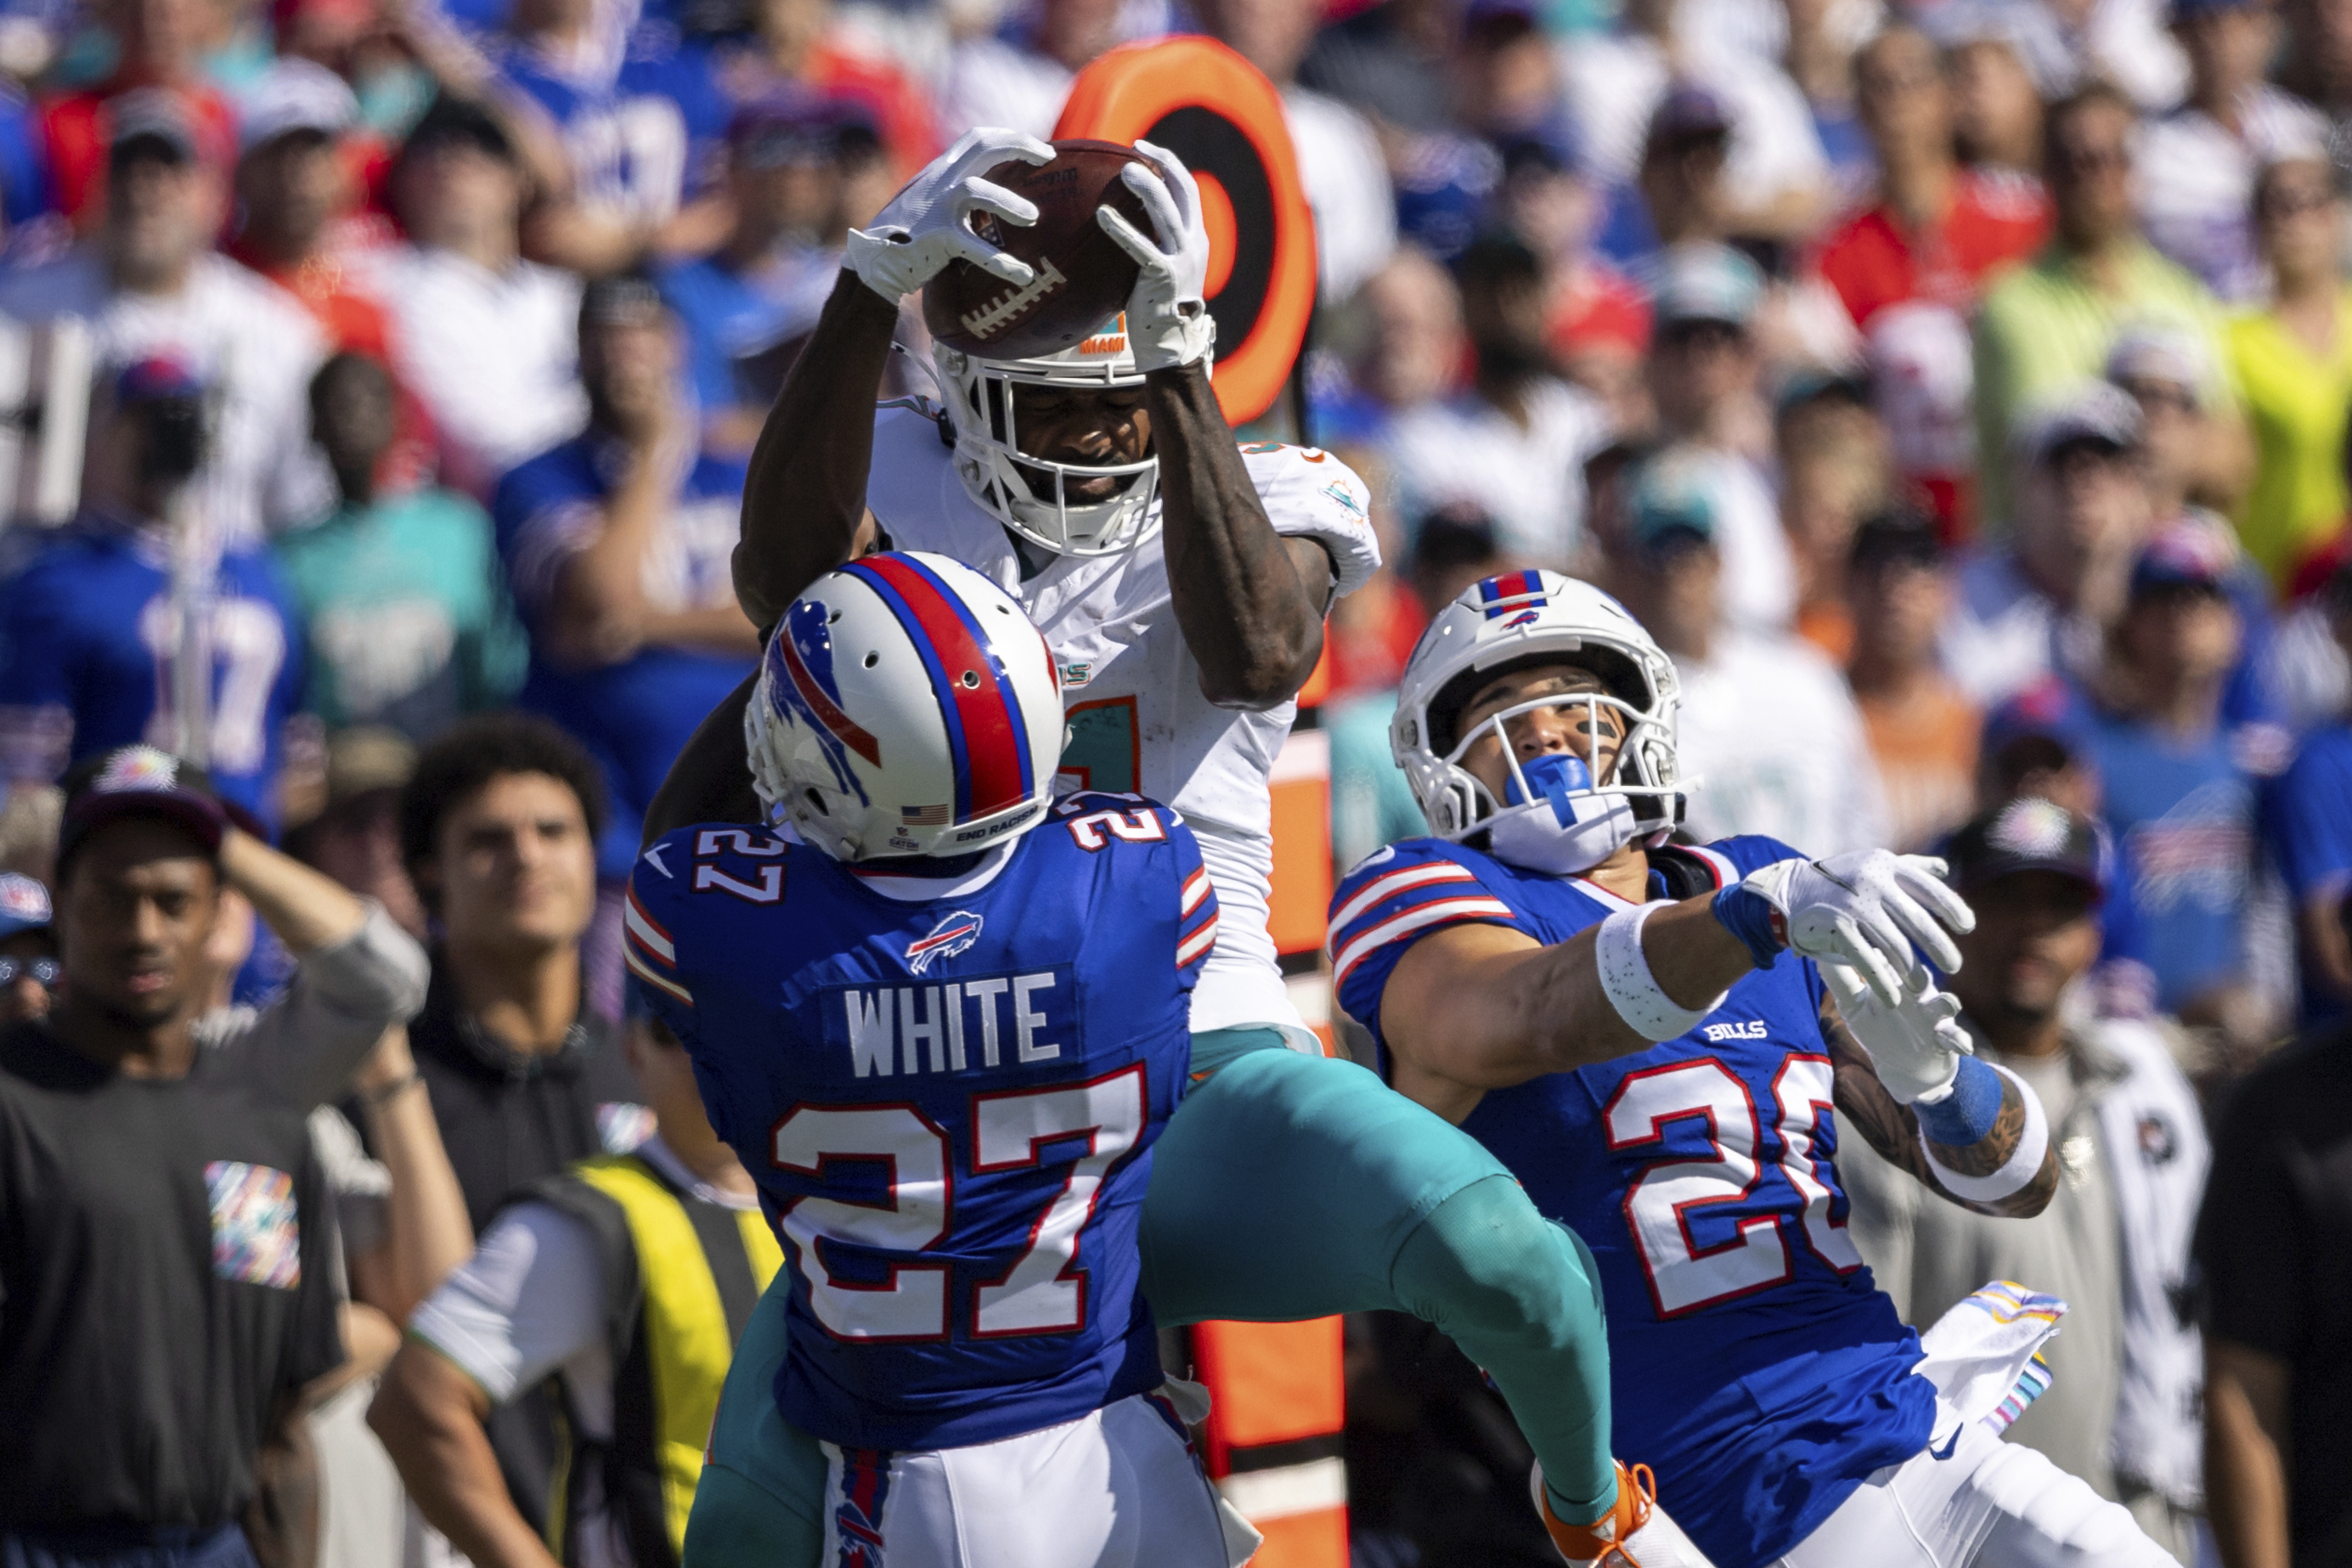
[1055,37,1318,427]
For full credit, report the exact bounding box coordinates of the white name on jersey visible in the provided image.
[843,974,1064,1077]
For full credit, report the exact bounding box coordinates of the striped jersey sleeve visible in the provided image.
[1171,816,1220,985]
[1328,840,1524,1030]
[623,830,697,1019]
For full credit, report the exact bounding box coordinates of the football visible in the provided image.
[922,138,1157,363]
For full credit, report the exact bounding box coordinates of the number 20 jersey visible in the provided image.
[625,792,1218,1452]
[1330,833,1937,1565]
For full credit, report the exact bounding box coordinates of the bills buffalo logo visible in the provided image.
[1504,611,1541,629]
[905,910,983,974]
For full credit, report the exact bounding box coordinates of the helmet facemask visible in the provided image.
[933,330,1165,558]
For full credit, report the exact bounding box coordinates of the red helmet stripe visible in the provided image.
[778,632,883,765]
[850,556,1029,819]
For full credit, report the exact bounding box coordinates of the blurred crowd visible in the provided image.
[0,0,2350,1559]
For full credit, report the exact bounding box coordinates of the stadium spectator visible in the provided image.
[1839,797,2208,1560]
[0,756,342,1568]
[1608,448,1889,852]
[2078,523,2277,1041]
[1643,242,1798,632]
[1323,245,1462,445]
[2140,0,2328,302]
[1632,85,1737,254]
[1378,231,1606,570]
[36,0,238,228]
[1813,23,2048,537]
[2261,557,2352,1022]
[1941,383,2152,709]
[369,94,586,496]
[1780,0,1872,193]
[1974,83,2236,526]
[1560,0,1834,259]
[275,352,526,739]
[284,725,427,940]
[0,358,306,828]
[0,871,57,1024]
[2109,324,2258,533]
[2228,154,2352,589]
[0,90,334,545]
[492,274,757,878]
[1193,0,1396,302]
[939,0,1119,141]
[2280,0,2352,137]
[718,0,937,181]
[657,91,848,455]
[1846,513,1981,849]
[395,713,645,1538]
[2195,946,2352,1565]
[1450,0,1565,144]
[1778,372,1892,662]
[372,999,778,1567]
[1297,0,1458,137]
[231,60,395,355]
[1492,127,1653,436]
[1944,20,2048,177]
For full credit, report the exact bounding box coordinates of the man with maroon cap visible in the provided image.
[0,743,428,1568]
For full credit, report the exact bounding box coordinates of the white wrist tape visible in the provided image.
[1596,903,1729,1041]
[1920,1063,2050,1203]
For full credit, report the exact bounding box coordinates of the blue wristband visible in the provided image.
[1711,884,1783,971]
[1915,1054,2002,1147]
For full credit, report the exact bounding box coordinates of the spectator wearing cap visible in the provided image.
[494,276,756,881]
[2259,559,2352,1024]
[1778,371,1894,663]
[1378,231,1609,571]
[33,0,238,230]
[368,95,586,496]
[1838,796,2209,1559]
[2228,154,2352,588]
[1191,0,1396,302]
[1561,0,1834,263]
[1627,83,1738,257]
[1607,448,1890,852]
[656,92,851,454]
[0,89,335,546]
[275,352,526,742]
[1644,241,1801,632]
[1812,23,2050,537]
[1846,512,1982,849]
[1941,381,2153,710]
[0,871,58,1023]
[0,358,307,828]
[2078,523,2281,1042]
[1974,83,2242,528]
[2140,0,2329,303]
[372,990,779,1568]
[0,742,430,1568]
[2195,892,2352,1565]
[229,59,395,354]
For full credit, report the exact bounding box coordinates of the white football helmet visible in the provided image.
[1392,570,1686,874]
[933,313,1185,557]
[746,550,1064,860]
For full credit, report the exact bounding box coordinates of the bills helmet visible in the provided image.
[1392,570,1685,874]
[747,550,1064,860]
[933,310,1195,557]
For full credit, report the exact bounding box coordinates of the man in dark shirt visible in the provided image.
[396,713,641,1235]
[394,713,642,1535]
[0,749,352,1568]
[2197,908,2352,1567]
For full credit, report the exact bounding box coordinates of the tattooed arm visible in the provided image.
[1820,990,2059,1219]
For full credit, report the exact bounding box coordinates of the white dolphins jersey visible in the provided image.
[866,402,1381,1033]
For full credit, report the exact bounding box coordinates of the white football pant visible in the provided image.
[1774,1419,2183,1568]
[816,1392,1243,1568]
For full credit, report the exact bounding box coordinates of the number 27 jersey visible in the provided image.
[1330,833,1936,1565]
[625,793,1218,1452]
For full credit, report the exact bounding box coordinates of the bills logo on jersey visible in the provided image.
[906,909,984,973]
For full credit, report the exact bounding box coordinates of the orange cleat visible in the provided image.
[1531,1458,1717,1567]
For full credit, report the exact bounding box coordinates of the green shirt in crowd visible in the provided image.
[2226,291,2352,588]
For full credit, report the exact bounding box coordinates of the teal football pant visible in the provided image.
[683,1028,1616,1564]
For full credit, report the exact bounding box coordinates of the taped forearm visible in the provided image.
[1919,1063,2050,1204]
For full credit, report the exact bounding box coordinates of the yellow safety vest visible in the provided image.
[530,1153,782,1567]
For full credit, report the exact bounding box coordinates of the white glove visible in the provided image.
[1097,139,1215,372]
[843,127,1053,302]
[1820,959,1973,1105]
[1736,851,1976,1005]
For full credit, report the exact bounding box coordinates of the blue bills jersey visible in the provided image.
[627,792,1219,1452]
[1330,834,1936,1565]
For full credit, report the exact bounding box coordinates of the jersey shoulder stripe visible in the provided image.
[1328,840,1521,989]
